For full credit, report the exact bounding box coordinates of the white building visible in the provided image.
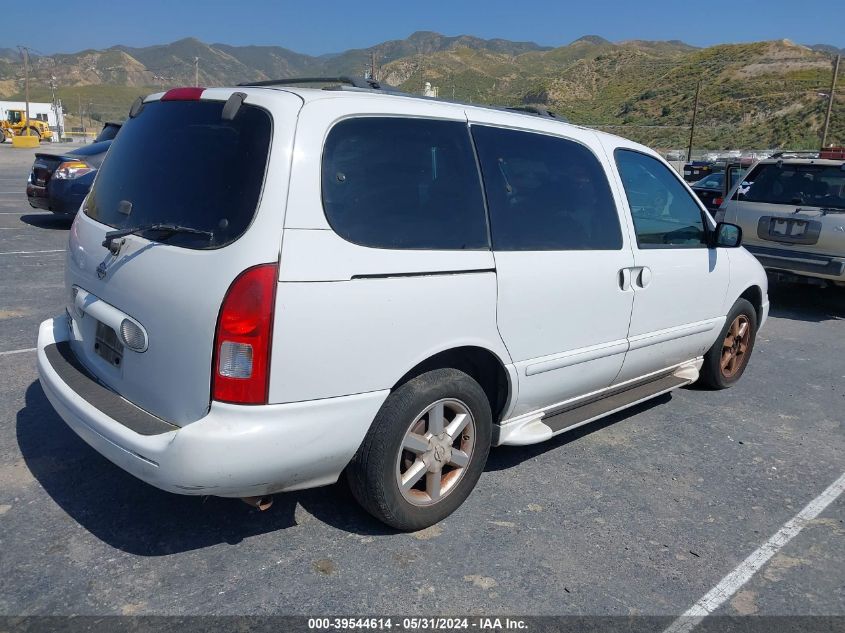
[0,100,65,137]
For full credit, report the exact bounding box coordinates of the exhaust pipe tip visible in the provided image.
[242,495,273,511]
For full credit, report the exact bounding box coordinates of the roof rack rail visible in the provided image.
[237,76,580,128]
[237,76,382,90]
[769,151,820,159]
[506,105,565,121]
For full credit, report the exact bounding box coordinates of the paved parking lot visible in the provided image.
[0,143,843,621]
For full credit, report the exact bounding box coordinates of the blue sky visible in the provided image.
[15,0,845,55]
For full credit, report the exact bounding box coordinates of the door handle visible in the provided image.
[619,266,652,291]
[618,268,632,291]
[635,267,652,289]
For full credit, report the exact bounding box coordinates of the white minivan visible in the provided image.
[37,78,769,530]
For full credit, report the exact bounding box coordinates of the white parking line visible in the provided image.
[0,347,36,356]
[0,249,64,255]
[663,471,845,633]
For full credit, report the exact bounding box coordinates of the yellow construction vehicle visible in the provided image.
[0,109,51,143]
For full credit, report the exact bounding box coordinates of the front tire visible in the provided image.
[698,298,757,389]
[347,368,492,531]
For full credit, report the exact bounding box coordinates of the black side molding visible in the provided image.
[351,268,495,280]
[44,342,178,436]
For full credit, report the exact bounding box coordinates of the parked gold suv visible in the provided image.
[716,151,845,287]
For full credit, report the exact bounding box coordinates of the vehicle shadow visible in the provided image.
[16,381,391,556]
[767,279,845,323]
[19,213,74,230]
[19,380,673,553]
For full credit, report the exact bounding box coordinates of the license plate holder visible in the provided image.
[95,321,124,367]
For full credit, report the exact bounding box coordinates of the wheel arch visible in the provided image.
[738,284,764,324]
[392,346,512,423]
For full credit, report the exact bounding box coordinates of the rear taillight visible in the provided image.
[714,197,724,207]
[212,263,278,404]
[53,160,94,180]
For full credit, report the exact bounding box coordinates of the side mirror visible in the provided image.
[714,222,742,248]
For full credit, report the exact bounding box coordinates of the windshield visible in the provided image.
[736,163,845,210]
[94,123,121,143]
[694,173,724,188]
[84,99,272,249]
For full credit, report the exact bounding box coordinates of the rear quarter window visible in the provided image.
[84,100,271,250]
[321,117,489,250]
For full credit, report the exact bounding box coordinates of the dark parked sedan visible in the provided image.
[26,122,121,215]
[691,164,746,212]
[27,142,110,215]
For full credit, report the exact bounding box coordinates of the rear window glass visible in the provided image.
[734,163,845,210]
[84,100,271,249]
[321,117,489,250]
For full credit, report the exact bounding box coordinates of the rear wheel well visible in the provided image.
[739,285,763,324]
[393,347,510,422]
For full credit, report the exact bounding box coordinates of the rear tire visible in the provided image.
[24,127,40,139]
[698,298,757,389]
[347,368,492,531]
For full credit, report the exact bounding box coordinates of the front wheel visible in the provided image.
[347,368,492,531]
[698,298,758,389]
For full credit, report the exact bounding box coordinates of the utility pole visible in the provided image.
[49,76,58,139]
[194,57,199,87]
[686,80,701,162]
[19,46,32,136]
[78,94,85,143]
[821,54,841,148]
[370,51,376,81]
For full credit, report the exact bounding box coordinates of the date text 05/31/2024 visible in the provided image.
[307,618,529,631]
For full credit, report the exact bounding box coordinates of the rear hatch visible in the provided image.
[65,88,302,425]
[725,160,845,256]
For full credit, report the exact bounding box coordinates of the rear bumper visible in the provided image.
[37,316,388,498]
[745,244,845,282]
[26,178,90,215]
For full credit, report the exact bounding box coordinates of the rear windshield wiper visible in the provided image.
[102,223,214,252]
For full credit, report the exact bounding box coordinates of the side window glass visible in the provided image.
[322,117,488,250]
[615,149,708,248]
[471,125,623,251]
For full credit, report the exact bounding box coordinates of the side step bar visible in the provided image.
[543,373,689,433]
[495,366,698,446]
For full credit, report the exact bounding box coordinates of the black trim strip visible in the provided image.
[44,342,178,436]
[543,373,687,433]
[351,268,495,280]
[744,244,843,262]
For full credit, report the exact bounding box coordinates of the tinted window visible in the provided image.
[615,149,708,248]
[694,173,723,189]
[471,126,622,251]
[321,117,488,250]
[94,123,121,143]
[85,100,271,250]
[735,163,845,210]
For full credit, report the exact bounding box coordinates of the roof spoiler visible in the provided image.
[237,76,384,90]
